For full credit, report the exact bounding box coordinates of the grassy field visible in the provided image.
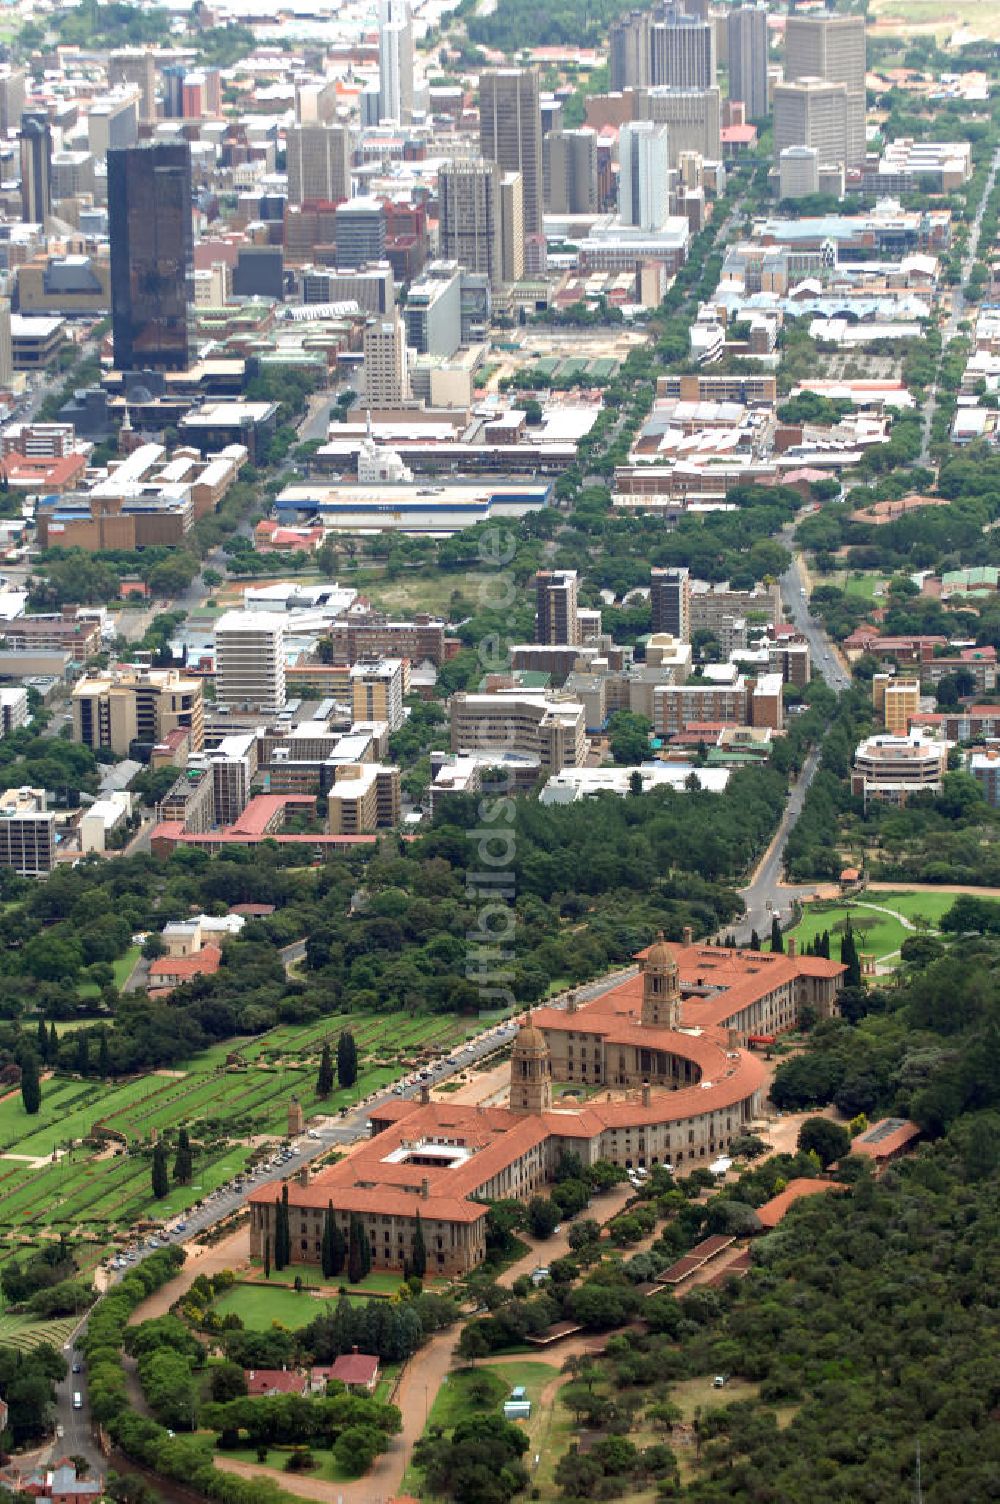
[356,568,497,619]
[839,573,887,601]
[870,0,1000,39]
[212,1284,338,1330]
[222,1445,356,1484]
[782,889,958,968]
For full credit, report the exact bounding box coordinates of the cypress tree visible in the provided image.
[48,1022,58,1061]
[273,1196,285,1270]
[411,1211,427,1279]
[331,1215,346,1277]
[173,1125,193,1184]
[36,1017,48,1062]
[348,1214,364,1284]
[151,1141,169,1199]
[20,1054,40,1116]
[276,1184,291,1270]
[98,1029,111,1079]
[321,1203,334,1279]
[822,930,831,960]
[749,928,761,951]
[75,1032,89,1075]
[317,1042,334,1098]
[263,1234,271,1280]
[337,1031,357,1090]
[770,915,784,953]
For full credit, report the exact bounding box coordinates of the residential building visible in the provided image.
[0,687,28,736]
[215,611,287,714]
[619,121,670,231]
[535,569,580,646]
[851,732,948,807]
[479,68,544,238]
[873,674,920,736]
[211,733,258,826]
[970,750,1000,807]
[73,667,204,757]
[651,567,691,642]
[349,657,406,733]
[0,787,54,876]
[773,78,849,172]
[327,762,401,833]
[286,124,351,207]
[785,12,866,168]
[0,608,101,658]
[727,3,769,121]
[80,791,133,854]
[403,262,461,358]
[108,142,193,372]
[362,314,410,405]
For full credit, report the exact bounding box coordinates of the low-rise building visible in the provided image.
[327,763,401,834]
[79,791,133,853]
[851,732,949,807]
[0,786,55,875]
[72,667,204,757]
[450,690,587,773]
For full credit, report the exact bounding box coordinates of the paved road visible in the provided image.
[779,533,851,694]
[920,145,1000,464]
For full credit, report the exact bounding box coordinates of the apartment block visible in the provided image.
[215,610,287,715]
[535,569,580,646]
[851,733,947,807]
[327,762,401,833]
[349,657,406,733]
[873,674,920,736]
[0,787,55,875]
[73,668,204,757]
[0,687,28,737]
[651,566,691,642]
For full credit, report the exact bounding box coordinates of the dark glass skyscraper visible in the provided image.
[18,111,51,224]
[108,141,193,372]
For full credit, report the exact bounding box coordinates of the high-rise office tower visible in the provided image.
[438,158,503,286]
[362,314,410,406]
[727,3,769,122]
[108,50,156,123]
[773,78,848,173]
[479,68,543,239]
[610,10,652,93]
[535,570,580,646]
[18,111,51,225]
[108,141,193,372]
[286,123,351,206]
[545,127,598,214]
[651,567,690,643]
[161,64,186,119]
[618,121,670,231]
[636,86,722,167]
[378,0,414,124]
[215,611,287,715]
[334,197,385,268]
[0,69,25,136]
[499,172,524,283]
[650,10,716,89]
[785,13,866,168]
[0,299,12,391]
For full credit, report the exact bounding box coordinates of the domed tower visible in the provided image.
[642,933,681,1029]
[510,1012,552,1114]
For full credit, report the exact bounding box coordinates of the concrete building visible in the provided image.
[286,124,351,207]
[72,667,204,757]
[108,49,157,123]
[650,11,716,89]
[779,144,820,201]
[438,158,503,287]
[611,10,652,92]
[88,89,140,160]
[0,787,55,875]
[536,569,580,646]
[785,12,866,168]
[635,85,722,166]
[403,262,462,357]
[327,762,400,833]
[773,78,849,172]
[362,314,410,405]
[499,172,524,284]
[378,0,414,124]
[0,687,28,737]
[0,69,25,136]
[969,750,1000,807]
[19,112,52,225]
[851,732,948,807]
[651,566,691,642]
[727,2,769,121]
[873,674,920,736]
[334,198,385,269]
[80,791,133,854]
[479,68,544,238]
[619,121,670,230]
[215,610,287,714]
[350,657,406,733]
[545,128,598,214]
[451,689,587,772]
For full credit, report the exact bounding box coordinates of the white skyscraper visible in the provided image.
[215,611,287,715]
[619,121,670,231]
[379,0,414,124]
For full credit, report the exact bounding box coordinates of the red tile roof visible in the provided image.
[148,943,222,981]
[756,1177,844,1228]
[328,1352,379,1387]
[244,1369,307,1395]
[850,1118,920,1161]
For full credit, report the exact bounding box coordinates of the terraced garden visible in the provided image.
[0,1313,81,1352]
[0,1009,488,1262]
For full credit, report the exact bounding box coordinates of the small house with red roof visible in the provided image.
[322,1347,380,1394]
[243,1369,308,1397]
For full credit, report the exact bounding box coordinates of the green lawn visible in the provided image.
[0,1313,81,1351]
[78,946,141,999]
[870,890,959,928]
[839,573,887,601]
[221,1446,357,1483]
[213,1284,338,1330]
[780,902,909,964]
